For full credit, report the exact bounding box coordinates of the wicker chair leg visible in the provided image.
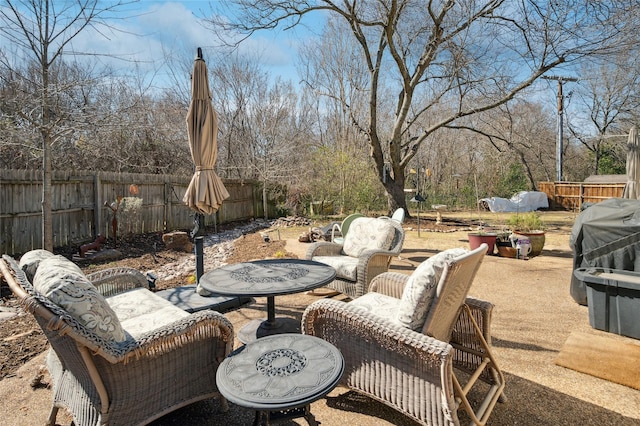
[46,406,58,426]
[452,304,506,426]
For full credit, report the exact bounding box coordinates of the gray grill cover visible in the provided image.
[570,198,640,305]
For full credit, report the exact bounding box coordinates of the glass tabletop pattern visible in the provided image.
[216,334,344,409]
[200,259,336,296]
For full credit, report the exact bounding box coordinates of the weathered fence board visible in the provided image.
[0,169,259,255]
[539,181,626,211]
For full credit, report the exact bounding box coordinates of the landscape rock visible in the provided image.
[148,221,271,284]
[271,216,311,227]
[162,231,193,252]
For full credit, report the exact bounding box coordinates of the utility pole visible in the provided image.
[542,75,578,182]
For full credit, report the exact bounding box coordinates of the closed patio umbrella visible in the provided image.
[623,126,640,199]
[183,49,229,215]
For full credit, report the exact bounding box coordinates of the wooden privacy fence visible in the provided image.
[0,169,260,255]
[538,181,626,211]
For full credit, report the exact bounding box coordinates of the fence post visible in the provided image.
[94,173,102,238]
[164,180,172,232]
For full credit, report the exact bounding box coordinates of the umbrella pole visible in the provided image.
[195,236,204,284]
[191,213,204,239]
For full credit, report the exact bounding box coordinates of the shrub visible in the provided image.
[507,211,545,232]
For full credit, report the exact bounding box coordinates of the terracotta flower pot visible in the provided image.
[496,242,517,258]
[468,233,497,255]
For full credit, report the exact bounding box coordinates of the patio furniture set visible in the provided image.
[0,215,505,426]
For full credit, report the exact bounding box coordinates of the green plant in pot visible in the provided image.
[507,212,546,257]
[495,231,517,258]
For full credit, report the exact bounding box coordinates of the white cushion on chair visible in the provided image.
[342,218,396,258]
[350,292,401,325]
[397,248,468,331]
[108,288,189,339]
[312,255,358,281]
[33,256,127,342]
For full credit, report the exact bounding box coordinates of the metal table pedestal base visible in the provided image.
[254,405,318,426]
[238,317,301,343]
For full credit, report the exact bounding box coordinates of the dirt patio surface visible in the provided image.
[1,222,640,425]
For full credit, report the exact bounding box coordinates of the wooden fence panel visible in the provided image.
[1,170,44,254]
[0,170,259,255]
[218,181,256,224]
[52,172,95,247]
[539,181,625,211]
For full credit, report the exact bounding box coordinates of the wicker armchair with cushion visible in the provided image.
[306,217,405,299]
[330,212,365,244]
[302,244,505,425]
[0,250,234,426]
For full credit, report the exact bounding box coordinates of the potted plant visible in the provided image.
[507,212,546,257]
[495,231,517,258]
[468,228,497,255]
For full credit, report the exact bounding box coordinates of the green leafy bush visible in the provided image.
[507,211,545,232]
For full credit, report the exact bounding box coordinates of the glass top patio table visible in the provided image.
[199,259,336,343]
[216,333,344,424]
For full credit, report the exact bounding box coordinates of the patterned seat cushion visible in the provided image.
[342,218,396,258]
[396,248,468,331]
[350,292,402,326]
[108,288,189,339]
[311,255,358,281]
[33,256,127,342]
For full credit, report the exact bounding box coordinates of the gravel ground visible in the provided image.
[1,224,640,425]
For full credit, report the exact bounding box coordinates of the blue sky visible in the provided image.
[2,1,319,89]
[1,1,575,124]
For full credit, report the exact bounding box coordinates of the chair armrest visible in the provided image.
[87,267,148,297]
[305,241,344,258]
[330,223,342,241]
[356,249,398,294]
[450,296,495,378]
[457,296,494,343]
[368,272,409,298]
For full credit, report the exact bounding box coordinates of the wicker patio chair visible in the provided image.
[380,207,406,224]
[0,253,234,426]
[306,216,405,298]
[302,244,505,425]
[330,212,365,244]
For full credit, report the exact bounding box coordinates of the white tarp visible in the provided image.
[479,191,549,212]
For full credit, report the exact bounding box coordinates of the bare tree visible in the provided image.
[298,18,382,213]
[0,0,135,250]
[196,52,315,216]
[246,78,309,219]
[462,100,557,191]
[209,53,268,180]
[568,56,640,175]
[210,0,637,213]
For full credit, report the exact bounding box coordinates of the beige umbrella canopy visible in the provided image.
[622,126,640,200]
[183,53,229,214]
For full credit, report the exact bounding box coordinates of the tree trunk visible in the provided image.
[262,182,268,220]
[42,32,53,251]
[42,136,53,251]
[384,176,409,217]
